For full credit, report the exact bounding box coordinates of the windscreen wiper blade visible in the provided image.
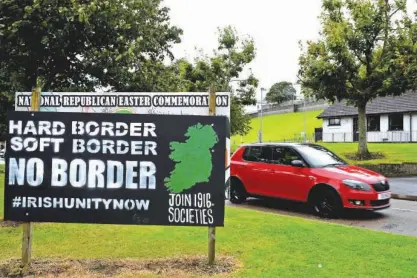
[321,163,345,168]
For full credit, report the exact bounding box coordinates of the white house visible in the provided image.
[317,91,417,142]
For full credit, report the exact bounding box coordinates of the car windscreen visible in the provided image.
[296,145,347,167]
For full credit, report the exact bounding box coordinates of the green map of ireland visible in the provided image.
[164,123,219,193]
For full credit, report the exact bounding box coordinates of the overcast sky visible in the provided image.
[165,0,417,100]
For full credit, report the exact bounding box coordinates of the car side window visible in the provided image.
[272,147,285,164]
[272,147,302,166]
[243,146,272,163]
[258,146,272,163]
[243,146,261,162]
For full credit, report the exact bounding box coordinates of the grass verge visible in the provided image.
[320,143,417,165]
[1,172,417,277]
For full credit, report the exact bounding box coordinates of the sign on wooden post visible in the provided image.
[8,91,231,266]
[21,87,40,268]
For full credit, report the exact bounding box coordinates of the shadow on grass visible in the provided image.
[234,197,387,221]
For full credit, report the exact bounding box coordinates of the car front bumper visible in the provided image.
[341,190,391,210]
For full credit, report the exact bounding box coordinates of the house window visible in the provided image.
[389,113,403,131]
[328,118,341,126]
[367,115,380,131]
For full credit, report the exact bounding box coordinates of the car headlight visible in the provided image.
[342,179,372,191]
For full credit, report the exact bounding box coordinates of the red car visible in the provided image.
[230,143,391,218]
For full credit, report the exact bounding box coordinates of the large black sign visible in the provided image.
[4,111,226,226]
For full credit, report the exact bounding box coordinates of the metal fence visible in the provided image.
[232,131,417,147]
[320,131,417,143]
[249,99,329,117]
[231,134,317,147]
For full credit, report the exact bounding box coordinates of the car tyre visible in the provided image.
[229,178,247,204]
[311,187,343,219]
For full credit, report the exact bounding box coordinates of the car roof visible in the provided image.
[238,142,320,148]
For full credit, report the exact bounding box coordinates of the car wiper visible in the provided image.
[321,163,345,168]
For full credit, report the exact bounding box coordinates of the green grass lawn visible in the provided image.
[1,171,417,276]
[231,110,417,165]
[320,143,417,165]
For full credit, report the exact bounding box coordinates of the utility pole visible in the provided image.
[259,87,266,143]
[303,97,307,143]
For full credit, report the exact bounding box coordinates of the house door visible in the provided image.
[353,117,359,142]
[314,128,323,142]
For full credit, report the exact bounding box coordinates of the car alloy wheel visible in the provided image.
[229,179,247,204]
[313,189,342,219]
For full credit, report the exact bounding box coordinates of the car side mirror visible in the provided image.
[291,160,305,168]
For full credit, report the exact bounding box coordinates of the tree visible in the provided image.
[0,93,13,136]
[169,26,259,136]
[298,0,417,158]
[0,1,256,137]
[0,0,182,133]
[265,81,296,104]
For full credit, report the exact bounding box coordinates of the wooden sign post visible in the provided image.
[22,87,40,269]
[208,86,216,265]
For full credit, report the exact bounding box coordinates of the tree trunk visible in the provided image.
[357,103,370,159]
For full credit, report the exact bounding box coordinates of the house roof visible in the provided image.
[317,91,417,118]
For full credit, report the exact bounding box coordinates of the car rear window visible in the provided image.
[242,147,260,161]
[242,146,272,163]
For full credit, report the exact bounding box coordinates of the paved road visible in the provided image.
[389,177,417,196]
[227,198,417,237]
